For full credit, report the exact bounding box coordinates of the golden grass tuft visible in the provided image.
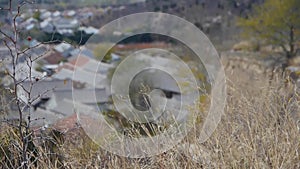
[1,61,300,168]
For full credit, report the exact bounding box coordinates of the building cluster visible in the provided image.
[15,8,99,35]
[0,40,120,127]
[0,6,200,131]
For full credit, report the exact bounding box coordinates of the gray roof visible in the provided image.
[81,59,113,74]
[25,108,65,127]
[49,87,110,104]
[53,68,108,88]
[21,79,73,97]
[46,98,75,117]
[46,97,100,118]
[18,79,73,104]
[6,62,44,81]
[54,43,73,53]
[53,18,79,30]
[26,101,96,127]
[52,68,73,80]
[43,87,110,117]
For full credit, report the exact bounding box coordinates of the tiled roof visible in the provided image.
[81,58,113,73]
[43,50,64,64]
[69,48,94,58]
[57,55,114,76]
[20,79,73,99]
[69,55,90,67]
[18,79,73,105]
[47,98,75,117]
[56,63,75,71]
[26,108,65,127]
[49,87,110,105]
[54,67,107,88]
[51,113,78,133]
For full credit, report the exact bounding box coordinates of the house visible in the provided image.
[25,17,38,24]
[68,54,90,67]
[69,48,94,59]
[58,29,74,36]
[51,113,78,133]
[67,10,76,17]
[52,18,79,35]
[23,38,39,48]
[48,87,110,106]
[40,11,52,20]
[54,43,74,57]
[31,44,48,55]
[13,46,116,130]
[46,97,75,117]
[54,43,73,53]
[40,20,54,33]
[18,79,73,106]
[78,26,99,34]
[27,87,110,125]
[80,57,114,74]
[24,108,65,127]
[41,50,64,65]
[60,55,114,74]
[18,77,110,112]
[52,68,73,80]
[53,67,108,88]
[78,11,94,20]
[28,99,98,128]
[20,17,38,31]
[25,24,35,31]
[52,11,61,18]
[5,62,45,81]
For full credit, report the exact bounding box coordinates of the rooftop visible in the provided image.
[42,50,64,64]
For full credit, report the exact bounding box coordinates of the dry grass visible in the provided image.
[198,64,300,168]
[1,60,300,168]
[59,61,300,168]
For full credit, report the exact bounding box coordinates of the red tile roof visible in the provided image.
[52,113,78,133]
[43,50,64,64]
[69,55,90,67]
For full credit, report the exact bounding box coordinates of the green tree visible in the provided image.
[93,43,114,63]
[32,10,41,21]
[237,0,300,60]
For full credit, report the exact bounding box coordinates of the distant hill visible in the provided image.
[86,0,264,50]
[0,0,264,50]
[34,0,145,7]
[0,0,145,8]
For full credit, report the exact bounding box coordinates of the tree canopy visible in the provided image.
[237,0,300,59]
